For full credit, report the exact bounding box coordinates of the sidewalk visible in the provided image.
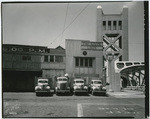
[107,89,145,98]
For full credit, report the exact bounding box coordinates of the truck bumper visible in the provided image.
[74,90,88,93]
[35,90,54,96]
[93,90,106,93]
[56,90,70,93]
[36,90,54,93]
[92,90,106,95]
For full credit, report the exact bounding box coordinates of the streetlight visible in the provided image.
[106,53,115,92]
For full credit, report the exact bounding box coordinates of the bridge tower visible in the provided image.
[97,6,128,91]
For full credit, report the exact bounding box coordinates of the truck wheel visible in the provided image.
[56,92,59,96]
[36,92,39,96]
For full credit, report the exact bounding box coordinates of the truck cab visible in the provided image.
[90,80,106,95]
[73,78,88,95]
[55,77,71,95]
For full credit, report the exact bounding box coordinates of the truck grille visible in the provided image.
[42,85,47,90]
[60,83,67,90]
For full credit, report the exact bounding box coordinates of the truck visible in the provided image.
[35,77,54,96]
[55,76,71,95]
[73,78,88,95]
[89,80,106,95]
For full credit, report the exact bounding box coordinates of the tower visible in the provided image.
[97,5,128,91]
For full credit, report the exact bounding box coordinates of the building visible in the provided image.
[2,44,65,92]
[65,39,103,84]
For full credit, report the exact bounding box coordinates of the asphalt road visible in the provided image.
[3,92,145,118]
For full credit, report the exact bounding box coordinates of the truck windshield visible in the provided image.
[94,81,101,84]
[38,80,48,83]
[76,81,84,83]
[58,78,67,81]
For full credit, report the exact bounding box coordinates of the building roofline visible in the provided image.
[3,44,48,48]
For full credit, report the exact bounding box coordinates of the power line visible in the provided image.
[50,3,90,46]
[59,3,69,46]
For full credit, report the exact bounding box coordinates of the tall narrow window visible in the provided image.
[44,55,48,62]
[118,21,122,30]
[89,58,93,67]
[50,55,54,62]
[75,57,79,66]
[103,21,106,30]
[108,21,111,30]
[80,58,84,67]
[113,21,117,30]
[85,58,88,67]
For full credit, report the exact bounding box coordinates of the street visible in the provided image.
[3,92,145,118]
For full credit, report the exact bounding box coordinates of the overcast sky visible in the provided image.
[2,1,144,61]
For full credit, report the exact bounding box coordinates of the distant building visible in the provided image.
[2,44,65,91]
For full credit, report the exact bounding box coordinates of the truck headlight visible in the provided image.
[74,86,77,90]
[84,86,88,89]
[46,86,50,90]
[35,86,42,90]
[102,87,106,90]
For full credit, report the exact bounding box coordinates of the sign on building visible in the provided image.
[81,41,103,51]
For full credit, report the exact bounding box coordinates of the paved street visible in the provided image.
[3,92,145,118]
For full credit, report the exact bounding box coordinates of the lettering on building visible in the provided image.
[81,41,103,51]
[3,46,47,53]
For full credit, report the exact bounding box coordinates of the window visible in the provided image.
[50,55,54,62]
[80,58,84,67]
[75,58,79,66]
[94,81,101,84]
[89,58,93,67]
[22,56,31,61]
[44,55,48,62]
[85,58,88,67]
[75,57,93,67]
[113,21,117,30]
[103,21,106,30]
[55,56,63,62]
[76,81,84,83]
[108,21,111,30]
[118,21,122,30]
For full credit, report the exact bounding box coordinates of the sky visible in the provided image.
[2,1,144,61]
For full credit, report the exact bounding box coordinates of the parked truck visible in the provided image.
[55,76,71,95]
[89,80,106,95]
[73,78,88,95]
[35,77,54,96]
